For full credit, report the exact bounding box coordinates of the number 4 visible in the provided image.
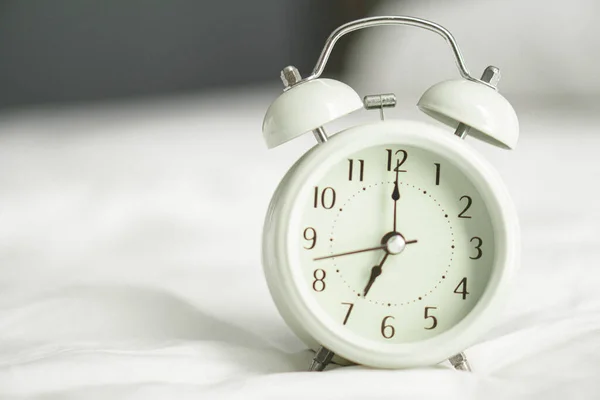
[454,277,469,300]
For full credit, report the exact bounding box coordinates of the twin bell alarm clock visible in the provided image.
[260,16,519,371]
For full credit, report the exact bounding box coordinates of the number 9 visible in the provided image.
[303,227,317,249]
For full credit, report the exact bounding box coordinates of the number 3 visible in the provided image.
[470,236,483,259]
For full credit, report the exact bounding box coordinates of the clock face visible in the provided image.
[296,144,495,344]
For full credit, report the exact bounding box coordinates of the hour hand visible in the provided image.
[363,253,389,297]
[363,266,381,297]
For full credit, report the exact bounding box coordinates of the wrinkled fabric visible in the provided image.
[0,93,598,399]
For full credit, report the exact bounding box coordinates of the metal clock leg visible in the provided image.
[312,126,329,144]
[309,346,335,371]
[308,348,471,371]
[449,352,472,372]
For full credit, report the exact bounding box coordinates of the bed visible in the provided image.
[1,1,599,398]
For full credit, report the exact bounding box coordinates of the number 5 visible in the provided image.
[424,306,438,330]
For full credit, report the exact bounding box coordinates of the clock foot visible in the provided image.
[309,346,335,372]
[449,352,472,372]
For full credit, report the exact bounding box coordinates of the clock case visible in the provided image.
[262,120,519,369]
[261,16,520,371]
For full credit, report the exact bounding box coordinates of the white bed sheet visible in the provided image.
[0,90,599,399]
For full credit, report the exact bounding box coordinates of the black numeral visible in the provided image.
[313,186,336,209]
[348,159,365,181]
[458,195,472,218]
[341,302,354,325]
[381,315,395,339]
[454,278,469,300]
[470,237,483,259]
[424,306,438,330]
[303,227,317,250]
[312,269,326,292]
[434,163,441,185]
[386,149,408,172]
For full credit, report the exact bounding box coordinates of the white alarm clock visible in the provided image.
[261,16,519,371]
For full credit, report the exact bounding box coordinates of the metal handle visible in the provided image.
[305,16,492,88]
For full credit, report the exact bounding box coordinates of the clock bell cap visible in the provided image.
[263,78,362,149]
[417,79,519,149]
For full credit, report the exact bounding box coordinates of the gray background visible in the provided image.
[0,1,370,109]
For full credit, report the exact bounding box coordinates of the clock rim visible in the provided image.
[262,119,519,368]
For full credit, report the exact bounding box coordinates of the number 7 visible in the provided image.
[341,302,354,325]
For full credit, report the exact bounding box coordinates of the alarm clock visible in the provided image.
[261,16,519,371]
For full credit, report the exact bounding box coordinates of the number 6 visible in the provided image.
[381,315,395,338]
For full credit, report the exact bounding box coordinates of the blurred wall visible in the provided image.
[0,1,370,109]
[345,0,600,106]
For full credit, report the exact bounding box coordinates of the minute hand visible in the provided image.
[313,239,417,261]
[313,245,386,261]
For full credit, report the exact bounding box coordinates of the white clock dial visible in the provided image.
[297,144,494,343]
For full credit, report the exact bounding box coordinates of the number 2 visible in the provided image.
[458,195,472,218]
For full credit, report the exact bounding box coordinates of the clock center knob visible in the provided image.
[384,233,406,255]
